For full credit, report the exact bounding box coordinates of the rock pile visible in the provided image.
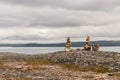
[65,36,100,51]
[92,44,100,51]
[83,36,91,50]
[65,37,73,52]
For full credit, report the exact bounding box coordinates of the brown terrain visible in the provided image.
[0,50,120,80]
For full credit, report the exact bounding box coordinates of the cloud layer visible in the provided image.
[0,0,120,43]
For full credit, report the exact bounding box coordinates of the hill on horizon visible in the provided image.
[0,40,120,47]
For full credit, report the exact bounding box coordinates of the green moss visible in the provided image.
[3,58,110,73]
[59,63,80,71]
[90,66,110,73]
[58,63,110,73]
[16,78,30,80]
[24,59,55,65]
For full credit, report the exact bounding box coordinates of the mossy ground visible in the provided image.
[22,59,110,73]
[24,59,56,65]
[16,78,30,80]
[0,58,120,80]
[58,63,110,73]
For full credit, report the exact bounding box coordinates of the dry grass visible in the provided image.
[24,59,56,65]
[58,63,110,73]
[0,60,7,69]
[0,59,111,73]
[115,72,120,77]
[81,75,95,79]
[90,66,110,73]
[16,78,30,80]
[114,72,120,80]
[24,59,110,73]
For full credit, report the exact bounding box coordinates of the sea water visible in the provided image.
[0,46,119,54]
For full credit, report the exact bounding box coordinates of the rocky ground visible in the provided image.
[0,50,120,80]
[41,50,120,72]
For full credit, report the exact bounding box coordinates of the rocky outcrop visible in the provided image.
[37,51,120,72]
[0,51,120,71]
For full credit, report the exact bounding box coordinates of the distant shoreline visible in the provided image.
[0,46,120,47]
[0,40,120,47]
[0,47,119,54]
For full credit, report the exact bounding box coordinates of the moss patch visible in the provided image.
[16,78,30,80]
[58,63,110,73]
[24,59,55,65]
[1,59,111,73]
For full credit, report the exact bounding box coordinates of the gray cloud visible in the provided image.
[1,0,120,11]
[0,0,120,43]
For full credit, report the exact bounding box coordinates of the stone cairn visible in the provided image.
[92,44,100,51]
[64,36,100,51]
[65,37,73,52]
[83,36,91,50]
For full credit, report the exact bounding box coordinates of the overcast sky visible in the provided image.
[0,0,120,43]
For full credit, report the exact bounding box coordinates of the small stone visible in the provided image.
[108,73,114,76]
[92,44,100,51]
[99,77,105,80]
[76,48,81,51]
[23,65,34,71]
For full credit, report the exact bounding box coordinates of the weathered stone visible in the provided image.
[83,36,91,50]
[23,65,35,71]
[76,48,81,51]
[92,44,100,51]
[108,73,114,76]
[65,37,73,52]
